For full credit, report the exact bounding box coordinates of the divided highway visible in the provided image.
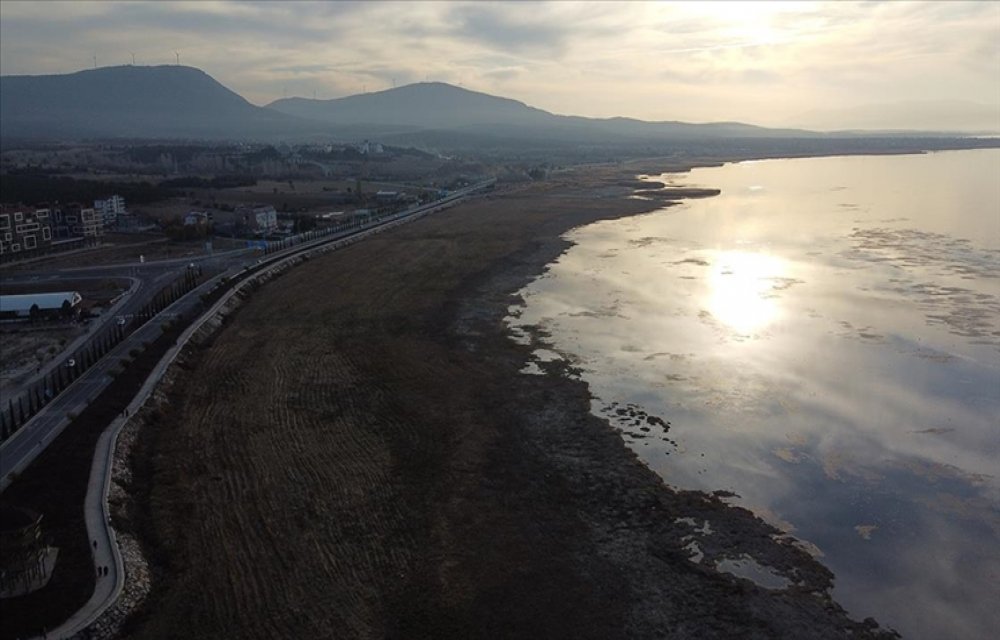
[0,178,495,491]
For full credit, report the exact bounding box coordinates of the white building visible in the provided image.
[357,140,384,155]
[236,204,278,235]
[0,205,53,256]
[0,291,82,319]
[94,195,127,227]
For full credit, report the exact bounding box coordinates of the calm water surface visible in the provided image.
[509,150,1000,639]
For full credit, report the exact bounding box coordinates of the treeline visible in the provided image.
[5,165,73,176]
[300,145,436,162]
[0,174,171,206]
[0,268,203,441]
[126,144,223,164]
[160,175,257,189]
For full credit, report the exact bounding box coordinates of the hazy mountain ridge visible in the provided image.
[1,65,995,147]
[0,65,321,140]
[267,82,554,130]
[266,81,822,142]
[0,66,819,143]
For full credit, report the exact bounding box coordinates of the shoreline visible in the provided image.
[444,172,898,637]
[0,155,922,638]
[111,162,901,638]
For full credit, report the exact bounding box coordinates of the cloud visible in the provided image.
[447,5,571,55]
[0,0,997,129]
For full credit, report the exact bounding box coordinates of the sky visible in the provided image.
[1,0,998,132]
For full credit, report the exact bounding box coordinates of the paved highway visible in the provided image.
[0,180,495,491]
[1,246,255,399]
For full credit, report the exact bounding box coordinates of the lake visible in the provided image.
[508,149,1000,639]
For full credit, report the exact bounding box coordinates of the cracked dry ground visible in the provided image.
[128,174,897,639]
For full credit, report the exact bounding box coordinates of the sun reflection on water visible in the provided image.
[706,251,786,335]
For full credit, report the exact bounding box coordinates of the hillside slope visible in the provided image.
[266,81,817,142]
[0,65,319,140]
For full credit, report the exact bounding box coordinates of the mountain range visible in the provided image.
[0,65,312,140]
[0,65,994,149]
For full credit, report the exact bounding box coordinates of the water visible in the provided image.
[508,149,1000,639]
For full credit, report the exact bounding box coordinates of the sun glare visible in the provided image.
[706,251,786,335]
[679,0,792,47]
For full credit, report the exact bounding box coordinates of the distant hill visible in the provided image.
[1,66,994,152]
[268,82,552,131]
[1,67,818,145]
[0,65,320,140]
[796,100,1000,135]
[266,82,816,143]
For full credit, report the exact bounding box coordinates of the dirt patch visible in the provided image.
[1,232,251,272]
[123,168,898,638]
[0,278,128,392]
[0,325,81,390]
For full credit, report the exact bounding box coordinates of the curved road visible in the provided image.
[1,180,496,639]
[1,180,494,490]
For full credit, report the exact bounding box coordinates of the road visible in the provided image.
[0,179,495,492]
[1,246,255,397]
[0,262,234,489]
[19,178,494,640]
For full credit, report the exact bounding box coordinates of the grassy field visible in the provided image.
[119,166,898,639]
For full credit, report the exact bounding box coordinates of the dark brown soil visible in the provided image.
[0,322,186,640]
[123,168,899,639]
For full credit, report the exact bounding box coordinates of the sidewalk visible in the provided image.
[27,189,489,638]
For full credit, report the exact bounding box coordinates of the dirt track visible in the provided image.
[125,167,898,639]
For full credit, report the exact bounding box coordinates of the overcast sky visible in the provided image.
[2,0,998,131]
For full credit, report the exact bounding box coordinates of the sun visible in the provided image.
[706,251,786,335]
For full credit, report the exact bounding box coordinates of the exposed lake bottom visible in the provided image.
[509,150,1000,640]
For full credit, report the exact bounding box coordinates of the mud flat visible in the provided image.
[122,164,899,638]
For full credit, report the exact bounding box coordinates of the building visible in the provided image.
[0,505,58,598]
[0,291,83,321]
[0,204,53,257]
[94,194,127,227]
[236,204,278,235]
[357,140,384,155]
[55,204,103,238]
[184,211,211,226]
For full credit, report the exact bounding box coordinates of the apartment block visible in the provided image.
[0,205,53,257]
